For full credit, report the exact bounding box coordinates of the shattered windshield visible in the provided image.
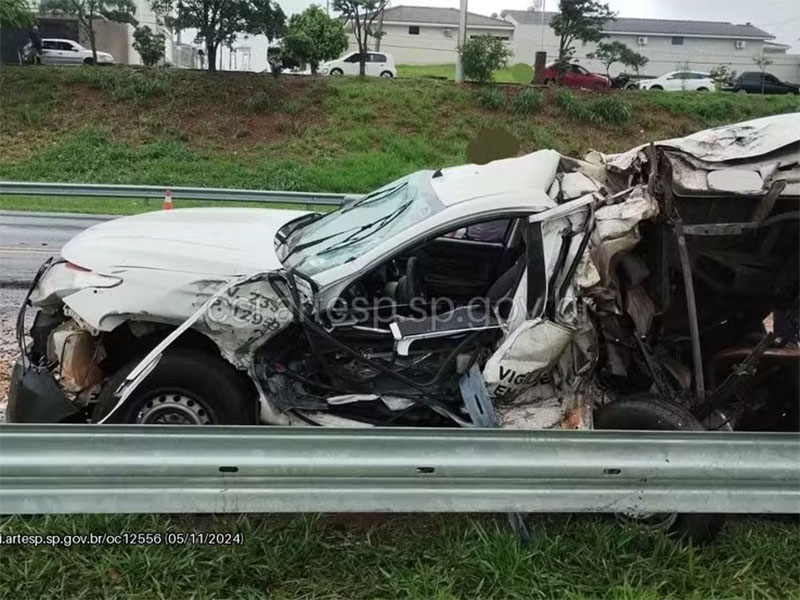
[281,171,443,275]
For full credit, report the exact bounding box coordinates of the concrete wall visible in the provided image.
[92,20,131,63]
[347,23,513,65]
[510,21,800,83]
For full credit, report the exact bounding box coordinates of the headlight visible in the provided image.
[29,261,122,306]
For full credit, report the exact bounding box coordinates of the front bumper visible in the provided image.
[6,359,82,423]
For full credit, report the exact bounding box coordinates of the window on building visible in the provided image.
[408,25,420,35]
[671,36,684,45]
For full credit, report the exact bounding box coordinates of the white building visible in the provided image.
[347,5,514,65]
[502,10,800,83]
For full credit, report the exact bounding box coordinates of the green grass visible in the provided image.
[398,63,517,83]
[0,195,336,215]
[0,66,797,215]
[1,514,797,599]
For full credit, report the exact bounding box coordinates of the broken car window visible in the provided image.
[282,171,445,276]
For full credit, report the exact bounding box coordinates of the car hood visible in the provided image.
[62,207,309,276]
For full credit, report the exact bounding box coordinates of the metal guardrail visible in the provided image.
[1,425,797,515]
[0,181,354,207]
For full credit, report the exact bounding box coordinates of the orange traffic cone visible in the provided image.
[163,189,173,210]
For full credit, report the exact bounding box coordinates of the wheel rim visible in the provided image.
[136,392,212,425]
[331,69,342,76]
[545,79,556,87]
[381,72,392,77]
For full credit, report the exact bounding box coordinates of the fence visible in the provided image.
[1,425,797,515]
[0,181,355,207]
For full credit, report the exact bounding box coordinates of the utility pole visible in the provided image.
[454,0,468,83]
[541,0,546,51]
[375,5,386,51]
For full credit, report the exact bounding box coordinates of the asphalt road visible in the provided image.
[0,210,113,289]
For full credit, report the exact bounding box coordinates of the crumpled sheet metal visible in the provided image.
[588,113,800,173]
[576,186,659,300]
[483,319,575,403]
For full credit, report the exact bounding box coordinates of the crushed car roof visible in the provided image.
[597,113,800,171]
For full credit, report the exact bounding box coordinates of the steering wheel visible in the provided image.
[396,257,426,305]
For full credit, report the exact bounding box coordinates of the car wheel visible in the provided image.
[737,88,748,95]
[593,394,726,545]
[380,70,394,78]
[649,85,663,90]
[92,349,255,425]
[83,57,94,65]
[544,78,556,87]
[696,87,708,92]
[330,68,343,76]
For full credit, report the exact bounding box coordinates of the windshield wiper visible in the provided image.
[343,181,408,211]
[315,200,413,257]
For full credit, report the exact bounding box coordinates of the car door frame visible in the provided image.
[664,72,687,91]
[61,40,84,65]
[40,40,61,65]
[342,52,362,76]
[368,52,388,77]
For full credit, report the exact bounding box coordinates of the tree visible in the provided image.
[620,45,648,75]
[549,0,615,82]
[133,24,166,66]
[283,4,347,74]
[752,51,773,94]
[150,0,285,72]
[459,36,511,84]
[40,0,136,64]
[333,0,388,76]
[1,0,34,28]
[587,40,626,78]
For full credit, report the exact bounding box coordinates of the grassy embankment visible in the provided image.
[1,513,798,599]
[1,66,796,214]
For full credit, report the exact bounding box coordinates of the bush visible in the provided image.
[555,88,632,125]
[476,85,504,110]
[459,36,511,83]
[554,88,585,119]
[133,25,166,67]
[510,88,543,114]
[65,68,172,101]
[585,96,632,125]
[245,91,272,113]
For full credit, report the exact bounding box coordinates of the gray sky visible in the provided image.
[277,0,800,51]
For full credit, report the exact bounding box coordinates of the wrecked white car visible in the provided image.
[9,115,799,439]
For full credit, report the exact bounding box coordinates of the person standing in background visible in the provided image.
[29,25,43,64]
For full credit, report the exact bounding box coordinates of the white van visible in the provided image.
[319,51,396,78]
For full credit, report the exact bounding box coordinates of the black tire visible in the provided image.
[696,87,708,92]
[83,57,94,65]
[330,68,343,76]
[594,395,726,544]
[649,85,663,90]
[92,349,255,425]
[380,70,393,78]
[544,78,556,87]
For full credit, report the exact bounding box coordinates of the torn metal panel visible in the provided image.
[594,114,800,172]
[47,320,106,393]
[483,319,584,406]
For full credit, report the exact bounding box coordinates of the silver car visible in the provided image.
[24,38,114,65]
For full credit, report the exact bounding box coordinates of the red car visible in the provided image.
[540,63,610,89]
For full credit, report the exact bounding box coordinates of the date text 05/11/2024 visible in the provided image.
[0,532,245,547]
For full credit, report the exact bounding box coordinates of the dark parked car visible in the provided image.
[722,72,799,94]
